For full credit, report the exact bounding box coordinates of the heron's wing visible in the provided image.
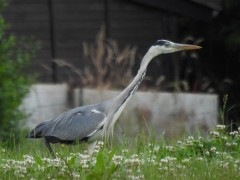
[41,106,106,141]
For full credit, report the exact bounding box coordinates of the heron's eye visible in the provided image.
[154,40,165,46]
[153,40,172,47]
[164,42,171,47]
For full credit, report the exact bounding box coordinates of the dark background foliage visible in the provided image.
[201,0,240,127]
[176,0,240,128]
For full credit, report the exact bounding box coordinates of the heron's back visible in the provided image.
[26,100,112,142]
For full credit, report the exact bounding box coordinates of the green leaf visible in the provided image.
[34,156,43,166]
[94,152,105,173]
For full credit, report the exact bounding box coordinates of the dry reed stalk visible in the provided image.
[56,26,138,89]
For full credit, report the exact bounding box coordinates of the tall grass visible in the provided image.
[0,124,240,179]
[55,26,137,89]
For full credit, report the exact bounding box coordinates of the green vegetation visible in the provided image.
[0,125,239,179]
[0,1,37,142]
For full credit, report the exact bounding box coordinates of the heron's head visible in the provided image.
[149,40,201,56]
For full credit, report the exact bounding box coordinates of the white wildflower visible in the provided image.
[125,158,141,166]
[226,142,231,147]
[125,155,141,167]
[72,172,80,179]
[226,155,233,160]
[1,148,6,153]
[112,155,123,165]
[182,158,190,164]
[146,155,157,165]
[187,136,194,140]
[128,174,144,180]
[148,143,154,148]
[93,149,100,154]
[82,163,89,169]
[37,165,44,171]
[221,136,228,141]
[226,142,237,147]
[166,156,176,161]
[223,162,229,169]
[14,170,20,176]
[93,141,104,154]
[160,158,168,163]
[216,124,226,131]
[131,154,139,159]
[161,156,176,164]
[229,131,238,136]
[165,146,174,152]
[159,166,168,171]
[198,143,204,148]
[196,157,204,161]
[176,164,186,170]
[210,147,216,152]
[126,168,132,174]
[153,146,160,153]
[205,151,210,156]
[23,155,35,166]
[137,167,141,173]
[177,140,182,145]
[210,131,220,138]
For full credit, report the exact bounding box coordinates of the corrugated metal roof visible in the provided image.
[191,0,222,11]
[128,0,222,21]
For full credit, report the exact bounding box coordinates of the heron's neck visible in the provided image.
[102,49,157,138]
[114,50,155,108]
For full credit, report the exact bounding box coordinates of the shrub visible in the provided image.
[0,1,37,143]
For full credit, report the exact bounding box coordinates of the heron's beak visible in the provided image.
[173,43,202,51]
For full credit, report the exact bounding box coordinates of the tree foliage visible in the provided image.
[0,2,37,142]
[204,0,240,125]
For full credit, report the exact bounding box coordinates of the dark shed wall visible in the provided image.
[4,0,52,81]
[109,1,180,48]
[3,0,182,82]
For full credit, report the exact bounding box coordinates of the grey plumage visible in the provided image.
[26,40,201,157]
[27,100,112,157]
[27,100,111,142]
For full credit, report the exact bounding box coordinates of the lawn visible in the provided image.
[0,125,240,180]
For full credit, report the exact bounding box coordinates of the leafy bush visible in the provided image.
[0,2,36,142]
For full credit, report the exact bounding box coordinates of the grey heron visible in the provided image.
[26,40,201,157]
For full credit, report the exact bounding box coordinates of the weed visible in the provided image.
[0,124,239,179]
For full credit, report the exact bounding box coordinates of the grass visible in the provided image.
[0,125,240,180]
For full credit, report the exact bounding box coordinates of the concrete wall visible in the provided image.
[75,88,218,138]
[22,84,218,138]
[21,84,69,128]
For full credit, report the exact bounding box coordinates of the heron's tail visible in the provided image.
[26,122,47,138]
